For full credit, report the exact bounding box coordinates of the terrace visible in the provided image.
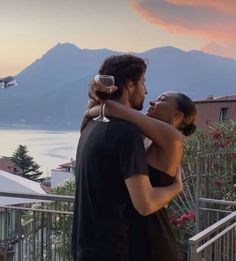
[0,122,236,261]
[0,193,235,261]
[0,192,74,261]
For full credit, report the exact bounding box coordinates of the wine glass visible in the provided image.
[93,74,115,122]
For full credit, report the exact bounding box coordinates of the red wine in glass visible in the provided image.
[95,91,111,100]
[93,75,115,122]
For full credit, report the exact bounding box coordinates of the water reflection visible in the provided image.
[0,128,80,177]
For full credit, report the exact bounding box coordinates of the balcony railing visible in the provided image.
[189,211,236,261]
[0,191,74,261]
[189,198,236,261]
[1,192,236,261]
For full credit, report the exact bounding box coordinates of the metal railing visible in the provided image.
[198,198,236,231]
[0,191,74,261]
[189,210,236,261]
[187,141,236,260]
[1,189,236,261]
[189,198,236,261]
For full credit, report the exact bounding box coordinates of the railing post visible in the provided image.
[4,209,8,261]
[195,141,201,233]
[0,192,74,260]
[188,239,199,261]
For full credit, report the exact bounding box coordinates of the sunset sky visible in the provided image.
[1,0,236,76]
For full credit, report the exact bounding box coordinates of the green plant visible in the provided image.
[10,145,43,181]
[169,120,236,260]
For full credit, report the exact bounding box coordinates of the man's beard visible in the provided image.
[133,102,143,111]
[129,93,144,111]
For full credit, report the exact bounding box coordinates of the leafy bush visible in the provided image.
[169,120,236,260]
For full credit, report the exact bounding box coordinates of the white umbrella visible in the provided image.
[0,170,47,206]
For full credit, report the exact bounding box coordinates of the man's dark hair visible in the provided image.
[98,54,147,99]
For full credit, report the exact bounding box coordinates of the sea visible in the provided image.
[0,127,80,177]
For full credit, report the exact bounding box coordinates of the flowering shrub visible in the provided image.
[168,120,236,260]
[169,211,195,229]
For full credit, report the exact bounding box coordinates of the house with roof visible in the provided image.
[194,94,236,128]
[0,157,23,176]
[50,160,75,188]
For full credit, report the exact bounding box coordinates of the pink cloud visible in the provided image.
[129,0,236,58]
[202,42,236,59]
[167,0,236,15]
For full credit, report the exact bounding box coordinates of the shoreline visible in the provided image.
[0,124,80,132]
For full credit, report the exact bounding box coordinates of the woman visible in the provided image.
[83,88,197,261]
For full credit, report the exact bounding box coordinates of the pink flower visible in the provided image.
[179,211,195,222]
[214,178,222,187]
[185,211,195,221]
[176,223,182,229]
[211,129,221,139]
[168,211,195,229]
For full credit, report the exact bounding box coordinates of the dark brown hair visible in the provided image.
[175,93,197,136]
[98,54,147,100]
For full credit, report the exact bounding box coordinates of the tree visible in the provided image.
[11,145,43,181]
[51,180,75,259]
[53,179,75,196]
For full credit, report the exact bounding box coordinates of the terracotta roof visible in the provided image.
[214,95,236,100]
[59,161,76,168]
[195,94,236,103]
[0,157,23,175]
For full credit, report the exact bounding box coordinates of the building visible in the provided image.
[0,170,46,260]
[50,160,75,188]
[0,157,23,176]
[194,94,236,128]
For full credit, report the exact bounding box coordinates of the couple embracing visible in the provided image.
[72,54,196,261]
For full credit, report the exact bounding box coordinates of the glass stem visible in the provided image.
[101,102,105,119]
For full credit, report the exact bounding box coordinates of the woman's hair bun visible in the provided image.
[182,123,197,137]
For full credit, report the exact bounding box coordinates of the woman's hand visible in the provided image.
[80,79,117,132]
[85,80,117,118]
[88,79,118,102]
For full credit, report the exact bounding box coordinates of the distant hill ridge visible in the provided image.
[0,42,235,129]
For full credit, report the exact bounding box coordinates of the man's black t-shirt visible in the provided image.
[72,118,148,260]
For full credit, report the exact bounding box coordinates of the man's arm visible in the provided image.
[125,170,182,216]
[118,121,182,216]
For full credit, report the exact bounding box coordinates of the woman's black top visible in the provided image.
[129,165,180,261]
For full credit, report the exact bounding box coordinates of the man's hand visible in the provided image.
[88,79,118,102]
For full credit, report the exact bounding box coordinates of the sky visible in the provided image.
[1,0,236,76]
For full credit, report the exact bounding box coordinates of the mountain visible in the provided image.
[140,47,236,100]
[0,43,236,130]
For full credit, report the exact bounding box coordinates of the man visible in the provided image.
[72,54,182,261]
